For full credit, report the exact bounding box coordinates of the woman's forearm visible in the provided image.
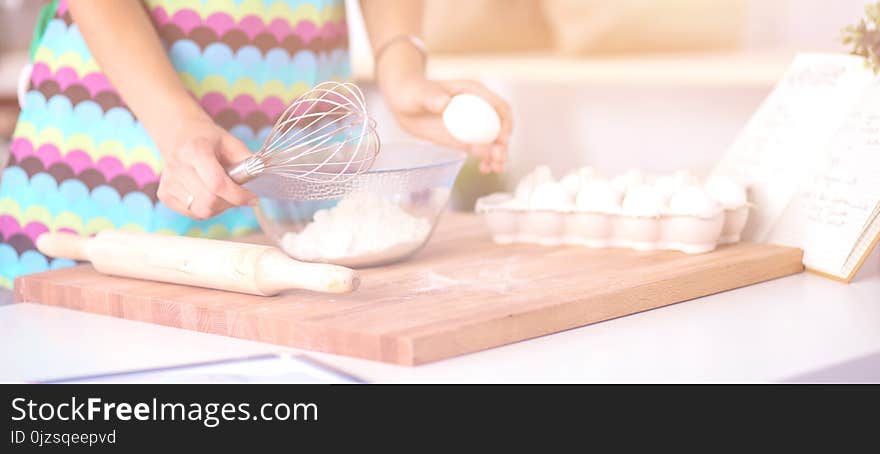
[359,0,426,90]
[69,0,208,153]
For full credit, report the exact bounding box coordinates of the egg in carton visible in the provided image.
[474,193,522,245]
[564,178,620,247]
[476,167,751,254]
[613,184,666,250]
[524,180,571,245]
[660,185,726,253]
[704,176,751,244]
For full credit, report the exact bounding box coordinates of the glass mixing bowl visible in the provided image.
[248,142,466,267]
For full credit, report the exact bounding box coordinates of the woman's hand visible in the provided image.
[381,76,512,174]
[155,118,256,219]
[358,1,513,173]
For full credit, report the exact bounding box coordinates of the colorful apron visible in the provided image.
[0,0,350,288]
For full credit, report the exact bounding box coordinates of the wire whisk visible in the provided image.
[226,81,380,185]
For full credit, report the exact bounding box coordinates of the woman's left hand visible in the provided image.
[382,77,512,174]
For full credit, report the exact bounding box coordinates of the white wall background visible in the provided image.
[345,0,876,185]
[744,0,870,52]
[347,0,874,65]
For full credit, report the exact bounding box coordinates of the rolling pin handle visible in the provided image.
[36,232,90,261]
[257,250,361,295]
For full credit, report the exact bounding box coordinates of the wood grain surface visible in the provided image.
[14,213,804,365]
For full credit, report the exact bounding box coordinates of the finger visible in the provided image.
[219,135,259,203]
[193,151,256,207]
[494,98,513,146]
[479,159,491,174]
[397,115,468,149]
[156,176,190,216]
[466,143,493,161]
[177,163,233,219]
[219,134,256,165]
[496,145,508,172]
[163,196,190,217]
[420,82,452,114]
[490,144,506,173]
[394,79,452,115]
[157,170,224,220]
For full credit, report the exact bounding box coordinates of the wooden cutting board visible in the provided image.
[14,213,804,365]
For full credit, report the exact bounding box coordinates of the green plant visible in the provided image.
[843,2,880,73]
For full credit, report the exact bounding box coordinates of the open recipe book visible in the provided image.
[712,53,880,282]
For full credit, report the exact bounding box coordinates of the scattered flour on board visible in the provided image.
[416,271,463,293]
[415,257,523,295]
[281,192,431,263]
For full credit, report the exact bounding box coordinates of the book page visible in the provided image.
[842,206,880,279]
[712,54,875,242]
[768,73,880,277]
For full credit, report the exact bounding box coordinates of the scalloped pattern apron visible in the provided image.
[0,0,350,287]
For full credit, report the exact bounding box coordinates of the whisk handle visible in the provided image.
[226,159,257,185]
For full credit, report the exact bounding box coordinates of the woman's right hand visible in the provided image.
[155,118,257,219]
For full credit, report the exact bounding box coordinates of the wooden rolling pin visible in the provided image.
[36,230,360,295]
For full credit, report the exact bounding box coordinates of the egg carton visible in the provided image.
[475,193,750,254]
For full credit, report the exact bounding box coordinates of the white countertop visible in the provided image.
[3,245,878,383]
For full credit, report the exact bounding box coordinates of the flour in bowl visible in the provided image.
[280,192,432,266]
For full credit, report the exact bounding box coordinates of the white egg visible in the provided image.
[575,179,621,213]
[576,166,598,181]
[668,186,720,217]
[442,94,502,144]
[621,184,666,217]
[611,169,645,193]
[529,181,572,211]
[531,165,554,183]
[560,173,583,196]
[671,170,699,186]
[652,175,680,200]
[560,166,598,196]
[514,165,554,202]
[704,176,748,209]
[514,180,533,202]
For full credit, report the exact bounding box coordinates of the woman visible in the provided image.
[0,0,512,287]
